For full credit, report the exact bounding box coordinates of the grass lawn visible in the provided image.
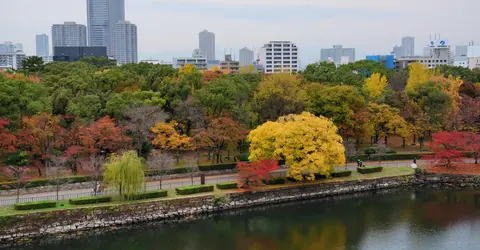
[0,167,414,217]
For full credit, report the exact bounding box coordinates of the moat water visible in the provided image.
[14,189,480,250]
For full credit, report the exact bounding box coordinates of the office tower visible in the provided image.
[53,46,107,62]
[320,45,355,65]
[87,0,125,57]
[260,41,299,73]
[113,21,137,64]
[393,45,403,57]
[239,47,254,67]
[401,36,415,57]
[52,22,87,47]
[36,34,50,56]
[199,30,215,60]
[0,42,22,53]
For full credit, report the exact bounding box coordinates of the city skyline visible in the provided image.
[0,0,478,65]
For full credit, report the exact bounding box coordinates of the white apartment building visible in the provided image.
[112,21,138,64]
[239,47,254,67]
[0,52,26,70]
[260,41,299,73]
[51,22,87,47]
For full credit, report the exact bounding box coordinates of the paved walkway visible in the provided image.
[0,160,424,206]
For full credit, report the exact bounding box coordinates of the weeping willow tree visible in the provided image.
[104,151,145,200]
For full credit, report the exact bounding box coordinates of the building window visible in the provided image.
[266,69,272,72]
[284,61,290,64]
[267,61,272,64]
[267,53,272,56]
[292,53,298,56]
[283,44,291,47]
[274,53,281,56]
[274,57,281,60]
[266,57,272,60]
[292,61,297,64]
[292,65,298,68]
[284,49,290,51]
[274,44,282,47]
[274,61,282,64]
[267,49,272,51]
[284,57,290,60]
[274,49,281,51]
[292,57,297,59]
[283,53,290,56]
[266,65,272,68]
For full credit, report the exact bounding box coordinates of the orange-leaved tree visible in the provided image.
[151,121,194,164]
[0,119,16,160]
[17,113,63,177]
[237,160,279,188]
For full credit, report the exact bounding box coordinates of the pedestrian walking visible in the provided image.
[413,157,417,164]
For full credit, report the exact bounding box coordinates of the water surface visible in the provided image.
[15,189,480,250]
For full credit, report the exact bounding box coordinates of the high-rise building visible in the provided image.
[366,55,394,69]
[199,30,215,61]
[239,47,254,67]
[52,22,87,47]
[87,0,125,57]
[36,34,50,56]
[393,45,403,58]
[260,41,299,74]
[112,21,137,64]
[0,42,22,53]
[401,36,415,57]
[320,45,355,65]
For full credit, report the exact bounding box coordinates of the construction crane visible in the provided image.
[252,46,261,65]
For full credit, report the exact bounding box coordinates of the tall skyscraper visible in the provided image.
[87,0,125,57]
[52,22,87,47]
[36,34,50,56]
[239,47,254,67]
[401,36,415,57]
[199,30,215,61]
[320,45,355,65]
[113,21,137,64]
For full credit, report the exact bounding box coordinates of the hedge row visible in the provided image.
[198,163,237,172]
[129,190,168,200]
[216,182,238,190]
[176,185,214,195]
[14,200,57,210]
[264,177,286,185]
[0,175,96,191]
[234,154,250,162]
[331,170,352,178]
[357,166,383,174]
[69,196,112,205]
[349,153,434,162]
[145,167,191,176]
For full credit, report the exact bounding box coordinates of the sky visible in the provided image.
[0,0,478,65]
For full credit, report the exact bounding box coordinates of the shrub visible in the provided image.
[364,147,377,156]
[69,196,112,205]
[198,163,237,172]
[264,177,286,185]
[216,182,238,190]
[331,170,352,178]
[129,190,168,200]
[14,200,57,210]
[357,166,383,174]
[386,148,397,154]
[348,153,434,162]
[176,184,214,195]
[234,154,250,162]
[145,167,191,176]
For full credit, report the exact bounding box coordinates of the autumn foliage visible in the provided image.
[0,119,16,154]
[237,160,279,187]
[428,131,480,169]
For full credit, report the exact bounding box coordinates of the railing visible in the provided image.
[0,176,237,207]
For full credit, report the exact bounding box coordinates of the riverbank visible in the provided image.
[1,169,480,248]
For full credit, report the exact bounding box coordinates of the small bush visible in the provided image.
[129,190,168,200]
[234,154,250,162]
[364,147,377,156]
[264,177,286,185]
[331,170,352,178]
[216,182,238,190]
[176,184,214,195]
[348,153,434,162]
[14,200,57,210]
[198,163,237,172]
[386,148,397,154]
[145,167,191,176]
[69,196,112,205]
[357,166,383,174]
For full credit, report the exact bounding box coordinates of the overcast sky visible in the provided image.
[1,0,478,65]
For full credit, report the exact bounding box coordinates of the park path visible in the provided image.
[0,159,423,206]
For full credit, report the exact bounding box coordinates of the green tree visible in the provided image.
[78,56,117,69]
[19,56,45,75]
[305,83,366,137]
[253,74,306,122]
[105,91,166,119]
[103,151,145,199]
[302,62,337,83]
[0,74,51,123]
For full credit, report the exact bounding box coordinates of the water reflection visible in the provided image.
[13,189,480,250]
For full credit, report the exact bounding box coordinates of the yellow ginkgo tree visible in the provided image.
[363,73,388,99]
[248,112,345,181]
[150,121,194,164]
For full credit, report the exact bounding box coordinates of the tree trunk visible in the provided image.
[196,149,200,164]
[56,185,59,201]
[413,134,417,145]
[419,137,424,151]
[402,137,406,148]
[227,150,230,160]
[159,176,162,190]
[16,186,20,203]
[384,136,388,146]
[207,149,211,160]
[176,148,180,164]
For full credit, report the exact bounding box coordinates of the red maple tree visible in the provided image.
[237,160,279,188]
[0,119,16,155]
[429,131,466,168]
[203,118,249,164]
[464,132,480,164]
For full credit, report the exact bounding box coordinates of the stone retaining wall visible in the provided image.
[1,173,479,248]
[0,169,236,196]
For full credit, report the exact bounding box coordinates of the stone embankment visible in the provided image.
[1,173,479,248]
